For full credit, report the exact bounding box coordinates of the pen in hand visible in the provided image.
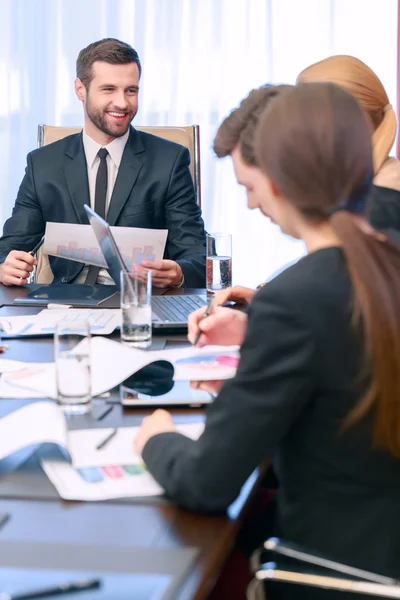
[193,297,214,346]
[29,237,45,257]
[0,578,101,600]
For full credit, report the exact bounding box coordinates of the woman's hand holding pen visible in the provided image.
[190,379,224,397]
[188,305,248,348]
[213,285,256,306]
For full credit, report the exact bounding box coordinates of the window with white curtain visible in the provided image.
[0,0,397,287]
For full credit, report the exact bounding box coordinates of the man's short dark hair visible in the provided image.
[213,84,291,166]
[76,38,142,88]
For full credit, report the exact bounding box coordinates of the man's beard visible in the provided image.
[86,98,136,138]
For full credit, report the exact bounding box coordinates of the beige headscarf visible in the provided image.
[297,55,397,178]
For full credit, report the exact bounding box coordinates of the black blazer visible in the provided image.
[0,127,206,286]
[370,184,400,233]
[143,248,400,578]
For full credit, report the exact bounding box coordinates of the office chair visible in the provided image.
[37,124,201,205]
[247,538,400,600]
[33,123,202,283]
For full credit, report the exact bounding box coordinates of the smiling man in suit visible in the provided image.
[0,38,206,288]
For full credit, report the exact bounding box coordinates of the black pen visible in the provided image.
[29,237,45,256]
[96,405,113,421]
[96,427,117,450]
[0,578,101,600]
[0,512,10,529]
[193,297,214,346]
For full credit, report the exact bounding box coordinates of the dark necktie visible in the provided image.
[85,148,109,284]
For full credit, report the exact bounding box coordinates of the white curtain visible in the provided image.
[0,0,397,287]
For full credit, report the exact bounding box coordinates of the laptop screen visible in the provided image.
[84,204,128,290]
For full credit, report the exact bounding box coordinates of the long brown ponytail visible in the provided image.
[331,213,400,455]
[256,82,400,457]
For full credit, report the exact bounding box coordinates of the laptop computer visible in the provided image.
[84,204,207,329]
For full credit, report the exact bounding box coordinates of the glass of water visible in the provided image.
[120,268,152,348]
[54,319,91,415]
[206,233,232,293]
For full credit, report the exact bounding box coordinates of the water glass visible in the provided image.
[120,269,152,348]
[206,233,232,293]
[54,319,91,414]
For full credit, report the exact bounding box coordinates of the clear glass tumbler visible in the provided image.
[54,318,91,414]
[120,268,152,349]
[206,233,232,293]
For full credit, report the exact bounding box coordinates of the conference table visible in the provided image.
[0,285,265,600]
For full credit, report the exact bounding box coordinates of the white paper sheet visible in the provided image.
[0,363,54,398]
[0,309,121,336]
[42,422,205,501]
[0,401,67,462]
[67,422,205,469]
[0,401,205,500]
[44,222,168,269]
[0,338,239,399]
[42,460,164,500]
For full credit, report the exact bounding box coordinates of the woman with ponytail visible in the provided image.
[134,83,400,589]
[297,55,400,234]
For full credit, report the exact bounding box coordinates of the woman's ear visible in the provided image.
[268,178,281,198]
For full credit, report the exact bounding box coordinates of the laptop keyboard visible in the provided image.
[151,295,207,323]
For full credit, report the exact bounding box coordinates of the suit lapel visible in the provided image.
[63,133,91,224]
[106,127,144,226]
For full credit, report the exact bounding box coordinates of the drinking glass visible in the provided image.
[206,233,232,293]
[54,318,91,414]
[120,269,152,348]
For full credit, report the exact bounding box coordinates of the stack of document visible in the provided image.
[0,402,204,501]
[0,309,121,337]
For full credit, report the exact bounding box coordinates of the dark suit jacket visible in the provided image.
[0,127,206,287]
[143,247,400,579]
[369,184,400,232]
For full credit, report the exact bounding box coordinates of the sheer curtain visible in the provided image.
[0,0,397,286]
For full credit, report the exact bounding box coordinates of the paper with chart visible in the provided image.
[42,422,205,501]
[43,222,168,269]
[0,337,240,400]
[0,401,204,499]
[0,309,121,337]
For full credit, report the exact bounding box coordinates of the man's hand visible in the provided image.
[140,259,183,288]
[135,409,177,455]
[0,251,37,286]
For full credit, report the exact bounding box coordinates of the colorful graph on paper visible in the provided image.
[55,242,156,270]
[77,462,147,483]
[43,222,168,268]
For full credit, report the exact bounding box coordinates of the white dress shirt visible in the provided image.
[76,129,129,284]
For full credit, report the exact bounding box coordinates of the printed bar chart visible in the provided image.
[44,223,168,269]
[56,243,156,269]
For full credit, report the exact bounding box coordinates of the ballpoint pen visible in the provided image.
[96,405,113,421]
[193,297,214,346]
[29,237,45,256]
[0,578,101,600]
[96,427,118,450]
